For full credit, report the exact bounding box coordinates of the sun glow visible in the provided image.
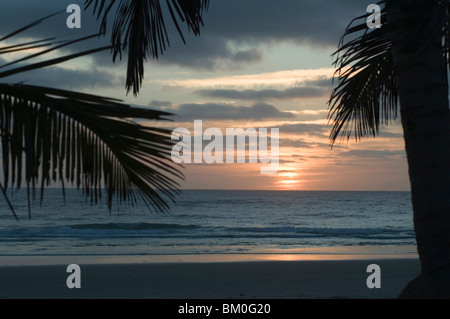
[156,68,334,89]
[280,180,301,184]
[279,172,299,178]
[278,179,302,190]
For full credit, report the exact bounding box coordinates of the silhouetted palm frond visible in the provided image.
[85,0,210,95]
[329,0,450,145]
[0,10,183,220]
[0,84,182,220]
[328,1,399,145]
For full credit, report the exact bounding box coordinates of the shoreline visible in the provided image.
[0,255,420,299]
[0,244,419,266]
[0,252,419,266]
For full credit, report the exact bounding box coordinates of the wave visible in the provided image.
[69,222,202,231]
[0,223,415,243]
[234,225,413,235]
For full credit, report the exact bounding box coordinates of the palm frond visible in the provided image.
[0,11,64,43]
[0,38,63,55]
[329,1,450,146]
[0,10,112,80]
[0,83,183,219]
[445,1,450,65]
[0,33,106,71]
[0,6,186,219]
[0,45,113,79]
[85,0,210,96]
[328,1,399,145]
[0,180,18,220]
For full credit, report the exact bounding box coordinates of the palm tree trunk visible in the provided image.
[386,0,450,298]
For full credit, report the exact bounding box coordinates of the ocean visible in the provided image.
[0,189,417,258]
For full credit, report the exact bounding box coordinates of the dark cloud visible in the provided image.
[309,77,334,87]
[197,85,330,101]
[157,0,374,69]
[276,123,329,136]
[1,0,376,71]
[0,1,108,46]
[4,65,119,90]
[163,102,296,121]
[0,1,119,89]
[0,1,118,74]
[280,138,327,148]
[378,131,404,138]
[201,0,371,47]
[156,36,263,70]
[339,150,406,159]
[148,100,173,108]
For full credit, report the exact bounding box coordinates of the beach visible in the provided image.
[0,256,420,299]
[0,191,419,300]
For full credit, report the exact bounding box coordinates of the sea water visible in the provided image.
[0,189,417,257]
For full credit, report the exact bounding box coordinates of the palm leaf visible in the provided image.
[0,83,183,219]
[0,38,64,55]
[0,11,64,43]
[0,45,113,79]
[445,1,450,65]
[0,11,113,80]
[0,5,187,219]
[328,1,399,145]
[329,0,450,145]
[0,33,106,71]
[85,0,210,95]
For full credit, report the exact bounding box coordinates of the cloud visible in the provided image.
[2,0,377,73]
[161,69,334,89]
[339,150,406,159]
[299,110,329,116]
[378,131,404,138]
[156,37,263,70]
[276,123,329,136]
[155,0,374,70]
[280,138,327,149]
[1,1,109,47]
[198,0,372,47]
[197,81,331,101]
[4,65,119,90]
[0,2,120,90]
[163,102,296,121]
[1,1,104,34]
[148,100,173,108]
[1,1,376,78]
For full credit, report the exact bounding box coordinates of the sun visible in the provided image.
[279,180,301,185]
[278,172,299,178]
[278,180,302,190]
[275,167,302,189]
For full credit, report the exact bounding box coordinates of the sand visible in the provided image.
[0,256,421,299]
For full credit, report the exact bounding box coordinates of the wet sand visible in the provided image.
[0,257,420,299]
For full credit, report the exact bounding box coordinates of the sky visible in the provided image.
[0,0,410,191]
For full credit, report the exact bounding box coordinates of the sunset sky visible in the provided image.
[1,0,410,191]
